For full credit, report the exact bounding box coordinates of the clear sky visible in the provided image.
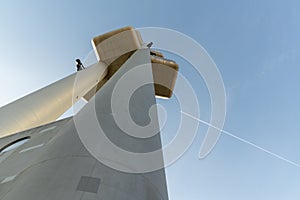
[1,0,300,199]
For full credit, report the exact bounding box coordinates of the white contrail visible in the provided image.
[181,111,300,168]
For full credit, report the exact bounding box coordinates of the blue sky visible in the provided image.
[1,0,300,199]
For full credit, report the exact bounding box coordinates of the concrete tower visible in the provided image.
[0,27,178,200]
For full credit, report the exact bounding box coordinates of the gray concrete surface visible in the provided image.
[0,49,169,200]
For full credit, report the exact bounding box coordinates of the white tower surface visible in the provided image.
[0,26,179,200]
